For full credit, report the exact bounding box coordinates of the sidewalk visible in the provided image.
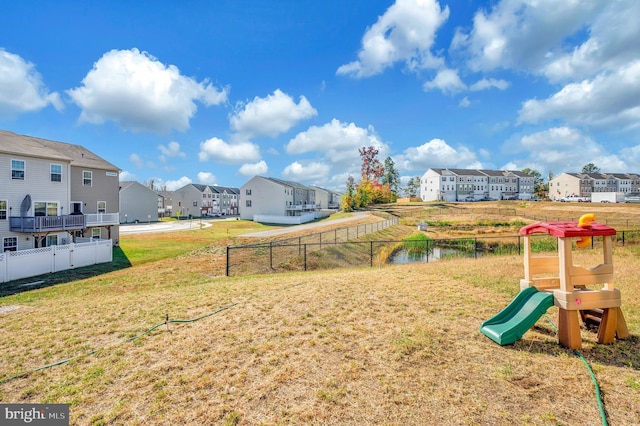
[239,212,369,238]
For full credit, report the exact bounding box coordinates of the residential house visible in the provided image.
[157,190,173,217]
[421,168,532,201]
[1,129,120,250]
[119,181,159,223]
[310,185,341,210]
[549,172,640,201]
[240,176,320,224]
[172,184,239,217]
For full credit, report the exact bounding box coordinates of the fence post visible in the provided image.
[335,229,337,243]
[299,237,301,255]
[370,241,373,267]
[270,242,273,269]
[426,239,429,263]
[304,244,307,271]
[622,231,625,246]
[320,233,322,250]
[518,236,521,256]
[226,246,230,276]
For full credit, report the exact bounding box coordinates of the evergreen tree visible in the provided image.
[381,156,400,197]
[581,163,600,174]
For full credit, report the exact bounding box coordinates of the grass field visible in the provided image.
[1,203,639,425]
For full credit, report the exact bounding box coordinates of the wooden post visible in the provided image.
[558,308,582,349]
[597,308,617,344]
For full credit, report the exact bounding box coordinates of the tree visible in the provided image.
[582,163,600,174]
[146,178,157,191]
[522,168,545,195]
[405,176,421,198]
[340,176,356,212]
[358,146,384,181]
[381,156,400,200]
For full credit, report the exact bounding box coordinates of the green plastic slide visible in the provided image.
[480,286,555,345]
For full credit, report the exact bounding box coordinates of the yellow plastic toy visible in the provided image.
[519,213,629,349]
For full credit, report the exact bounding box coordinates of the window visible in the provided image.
[34,202,58,217]
[246,200,252,207]
[92,228,102,240]
[97,201,106,214]
[11,159,25,180]
[3,237,17,252]
[46,235,58,246]
[83,170,92,187]
[246,189,252,195]
[192,201,197,207]
[0,200,6,220]
[50,164,62,182]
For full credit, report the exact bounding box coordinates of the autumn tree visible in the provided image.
[359,146,384,181]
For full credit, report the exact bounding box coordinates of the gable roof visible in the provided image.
[0,129,119,171]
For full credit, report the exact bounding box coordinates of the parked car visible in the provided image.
[210,211,222,217]
[559,195,589,202]
[625,193,640,203]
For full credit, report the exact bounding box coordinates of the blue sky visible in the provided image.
[1,0,639,191]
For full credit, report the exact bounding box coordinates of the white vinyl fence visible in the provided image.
[0,240,113,283]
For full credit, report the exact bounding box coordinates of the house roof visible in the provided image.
[0,129,120,171]
[189,183,239,194]
[265,176,311,190]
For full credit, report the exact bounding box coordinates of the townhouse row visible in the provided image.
[2,129,344,253]
[549,173,640,201]
[1,130,120,252]
[419,168,536,202]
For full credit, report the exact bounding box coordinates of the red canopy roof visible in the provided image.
[519,221,616,237]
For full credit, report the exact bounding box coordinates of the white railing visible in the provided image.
[86,213,120,226]
[0,240,113,283]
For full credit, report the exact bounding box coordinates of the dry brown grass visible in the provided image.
[1,204,639,425]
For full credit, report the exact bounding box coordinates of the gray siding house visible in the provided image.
[119,181,159,223]
[1,129,120,249]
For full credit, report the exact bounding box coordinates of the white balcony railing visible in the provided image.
[85,213,120,226]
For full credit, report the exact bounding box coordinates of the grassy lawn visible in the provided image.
[1,206,639,425]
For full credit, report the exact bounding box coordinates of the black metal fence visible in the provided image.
[226,229,640,276]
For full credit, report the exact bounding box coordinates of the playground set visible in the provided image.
[481,214,629,349]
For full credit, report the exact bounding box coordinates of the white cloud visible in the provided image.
[470,78,510,91]
[508,127,628,175]
[239,160,268,177]
[230,89,317,139]
[119,171,137,182]
[542,1,640,82]
[158,141,186,162]
[163,176,192,191]
[286,119,388,164]
[129,153,144,168]
[396,138,482,171]
[337,0,449,78]
[518,60,640,129]
[67,48,228,133]
[452,0,605,73]
[423,68,466,94]
[0,48,62,116]
[459,97,471,108]
[198,137,261,164]
[197,171,217,185]
[282,161,331,182]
